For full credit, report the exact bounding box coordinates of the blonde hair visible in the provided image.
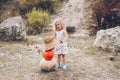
[54,18,66,30]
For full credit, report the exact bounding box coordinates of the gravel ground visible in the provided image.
[0,32,120,80]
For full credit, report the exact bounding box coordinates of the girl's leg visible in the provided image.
[57,54,61,63]
[57,54,61,68]
[62,54,65,64]
[62,54,67,69]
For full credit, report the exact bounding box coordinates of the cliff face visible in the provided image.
[0,0,119,31]
[51,0,85,28]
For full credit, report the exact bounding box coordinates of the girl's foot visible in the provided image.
[57,63,60,69]
[63,64,67,69]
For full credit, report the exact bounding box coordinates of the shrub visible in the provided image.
[19,0,64,15]
[19,0,36,15]
[92,0,118,30]
[26,7,50,35]
[36,0,63,13]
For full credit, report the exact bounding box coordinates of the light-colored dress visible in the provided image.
[55,30,68,54]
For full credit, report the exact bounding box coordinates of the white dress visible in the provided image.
[55,30,68,54]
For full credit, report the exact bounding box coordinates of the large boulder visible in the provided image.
[0,16,26,40]
[93,26,120,52]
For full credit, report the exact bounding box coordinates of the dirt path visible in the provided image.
[0,33,120,80]
[0,0,120,80]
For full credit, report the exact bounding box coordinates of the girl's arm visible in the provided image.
[51,30,56,39]
[62,29,68,42]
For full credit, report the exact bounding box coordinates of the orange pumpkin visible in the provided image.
[42,50,54,60]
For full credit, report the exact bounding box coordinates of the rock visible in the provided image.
[93,26,120,52]
[66,26,76,33]
[51,0,85,28]
[0,16,26,40]
[40,58,56,72]
[109,56,115,61]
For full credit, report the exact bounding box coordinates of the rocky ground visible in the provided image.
[0,0,120,80]
[0,32,120,80]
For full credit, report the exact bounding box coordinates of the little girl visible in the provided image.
[52,19,68,69]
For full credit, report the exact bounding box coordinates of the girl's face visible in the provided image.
[55,21,63,31]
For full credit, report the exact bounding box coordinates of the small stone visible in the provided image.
[66,26,76,33]
[109,56,114,61]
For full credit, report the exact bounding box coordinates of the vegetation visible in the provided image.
[92,0,120,30]
[26,8,50,35]
[19,0,64,15]
[19,0,64,35]
[0,0,64,34]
